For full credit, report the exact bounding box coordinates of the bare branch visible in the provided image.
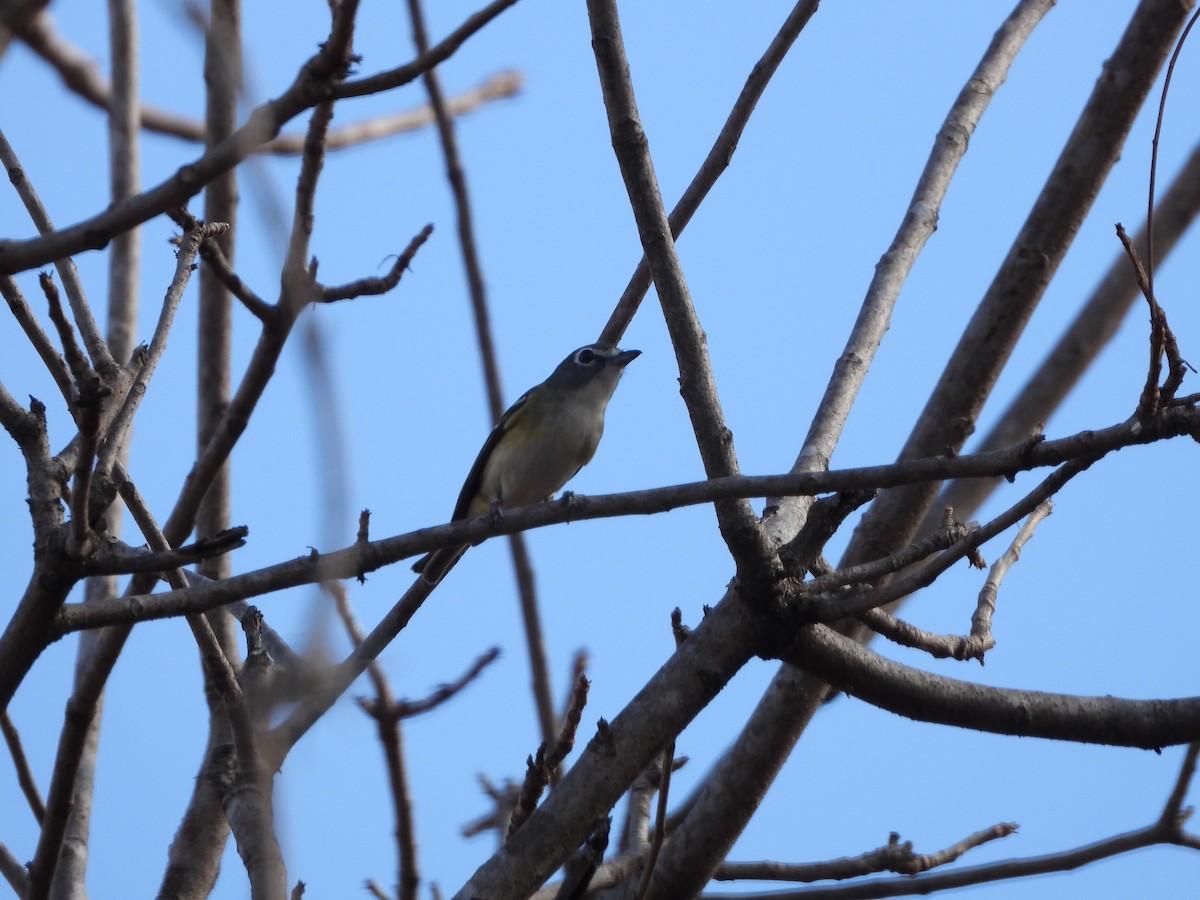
[321,224,434,302]
[0,274,73,401]
[1,710,45,822]
[1144,8,1200,294]
[336,570,423,900]
[778,623,1200,749]
[462,774,520,840]
[769,0,1057,546]
[0,128,115,371]
[844,0,1193,572]
[40,270,109,554]
[8,9,200,141]
[0,0,521,275]
[714,823,1018,883]
[95,214,225,480]
[935,135,1200,535]
[7,10,521,150]
[0,840,29,896]
[270,576,437,753]
[335,0,522,100]
[586,0,766,568]
[24,441,250,899]
[508,674,590,838]
[859,499,1053,662]
[599,0,819,346]
[84,526,248,576]
[39,272,90,386]
[404,0,559,752]
[634,746,675,900]
[198,236,272,320]
[54,402,1200,635]
[359,647,501,721]
[1160,742,1200,827]
[553,817,611,900]
[796,515,974,594]
[798,459,1086,622]
[1116,222,1191,419]
[724,812,1194,898]
[264,70,523,154]
[458,592,760,897]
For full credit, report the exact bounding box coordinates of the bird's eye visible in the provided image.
[577,348,597,365]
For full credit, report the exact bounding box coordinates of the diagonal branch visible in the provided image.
[1,710,45,822]
[586,0,765,567]
[770,0,1058,541]
[0,129,114,372]
[598,0,820,346]
[7,9,521,150]
[0,274,73,400]
[0,0,522,275]
[95,214,227,480]
[933,134,1200,539]
[843,0,1195,571]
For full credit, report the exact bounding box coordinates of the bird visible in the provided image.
[413,343,641,583]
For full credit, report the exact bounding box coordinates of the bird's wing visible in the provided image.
[449,389,532,521]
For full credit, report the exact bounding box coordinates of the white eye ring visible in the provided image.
[576,348,598,365]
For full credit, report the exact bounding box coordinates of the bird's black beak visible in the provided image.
[612,348,641,369]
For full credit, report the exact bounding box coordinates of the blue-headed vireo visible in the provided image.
[413,343,641,583]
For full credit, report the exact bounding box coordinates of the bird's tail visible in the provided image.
[412,543,468,584]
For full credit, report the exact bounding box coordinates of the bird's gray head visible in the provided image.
[545,343,641,391]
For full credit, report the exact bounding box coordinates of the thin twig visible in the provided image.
[405,0,560,752]
[1116,223,1165,419]
[83,526,248,576]
[367,648,502,720]
[728,818,1193,898]
[714,823,1018,883]
[508,674,590,839]
[933,135,1200,539]
[599,0,819,345]
[799,518,975,595]
[41,271,107,552]
[0,0,521,275]
[553,818,612,900]
[0,129,114,372]
[1,711,46,822]
[1145,8,1200,297]
[321,225,434,302]
[95,214,225,480]
[8,10,520,149]
[806,459,1089,623]
[1160,741,1200,827]
[0,275,73,400]
[635,616,690,895]
[859,500,1053,662]
[199,235,271,319]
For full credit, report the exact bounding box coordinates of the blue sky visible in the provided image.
[2,1,1199,897]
